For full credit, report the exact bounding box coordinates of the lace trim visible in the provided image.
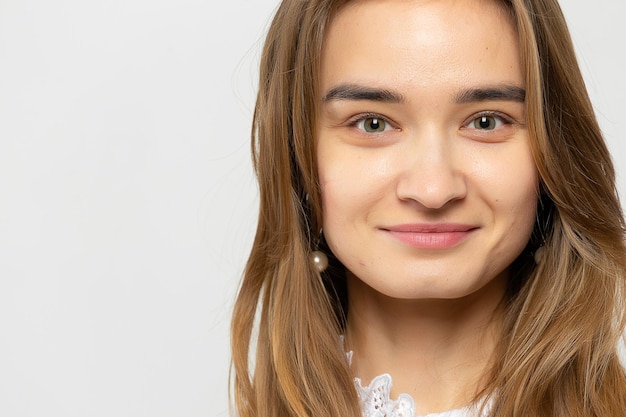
[354,373,489,417]
[345,341,488,417]
[355,373,415,417]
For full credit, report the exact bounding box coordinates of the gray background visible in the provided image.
[0,1,623,416]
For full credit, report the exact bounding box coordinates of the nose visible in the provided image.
[395,132,467,209]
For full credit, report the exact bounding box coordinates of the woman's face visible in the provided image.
[317,0,538,300]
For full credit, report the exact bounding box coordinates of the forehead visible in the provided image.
[320,0,521,97]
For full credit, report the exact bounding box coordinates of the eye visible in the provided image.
[460,111,521,142]
[355,116,393,133]
[462,111,517,132]
[470,115,503,130]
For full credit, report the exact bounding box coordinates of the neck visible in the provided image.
[344,272,506,415]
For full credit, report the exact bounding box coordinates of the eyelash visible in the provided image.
[347,112,396,132]
[463,111,516,130]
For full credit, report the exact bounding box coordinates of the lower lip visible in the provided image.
[386,230,474,249]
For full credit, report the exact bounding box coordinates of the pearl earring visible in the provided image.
[310,227,328,273]
[312,250,329,272]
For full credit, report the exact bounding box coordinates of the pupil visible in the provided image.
[479,116,492,129]
[369,118,380,130]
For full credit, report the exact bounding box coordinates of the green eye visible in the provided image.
[359,117,387,133]
[473,116,498,130]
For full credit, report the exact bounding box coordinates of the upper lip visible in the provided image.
[381,223,478,233]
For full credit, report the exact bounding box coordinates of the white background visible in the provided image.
[0,1,624,416]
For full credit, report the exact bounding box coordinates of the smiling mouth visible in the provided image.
[382,224,478,249]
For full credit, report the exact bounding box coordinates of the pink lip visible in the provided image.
[382,223,478,249]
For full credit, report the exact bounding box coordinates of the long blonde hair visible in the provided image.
[230,0,626,416]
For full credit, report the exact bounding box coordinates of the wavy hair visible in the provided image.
[230,0,626,416]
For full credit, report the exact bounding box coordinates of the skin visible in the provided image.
[317,0,538,413]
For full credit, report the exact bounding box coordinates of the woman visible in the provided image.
[231,0,626,416]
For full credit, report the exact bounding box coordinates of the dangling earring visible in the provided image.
[303,193,329,273]
[311,228,328,272]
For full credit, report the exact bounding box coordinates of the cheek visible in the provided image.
[318,148,392,216]
[318,164,360,237]
[317,148,386,254]
[487,147,539,243]
[502,152,538,217]
[318,152,349,250]
[318,174,351,260]
[465,141,539,246]
[471,142,538,204]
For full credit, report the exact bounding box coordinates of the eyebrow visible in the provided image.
[454,85,526,103]
[321,83,525,104]
[322,84,405,103]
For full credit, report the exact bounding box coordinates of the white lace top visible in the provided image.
[347,345,490,417]
[354,373,489,417]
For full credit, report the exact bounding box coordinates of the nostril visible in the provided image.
[395,170,467,210]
